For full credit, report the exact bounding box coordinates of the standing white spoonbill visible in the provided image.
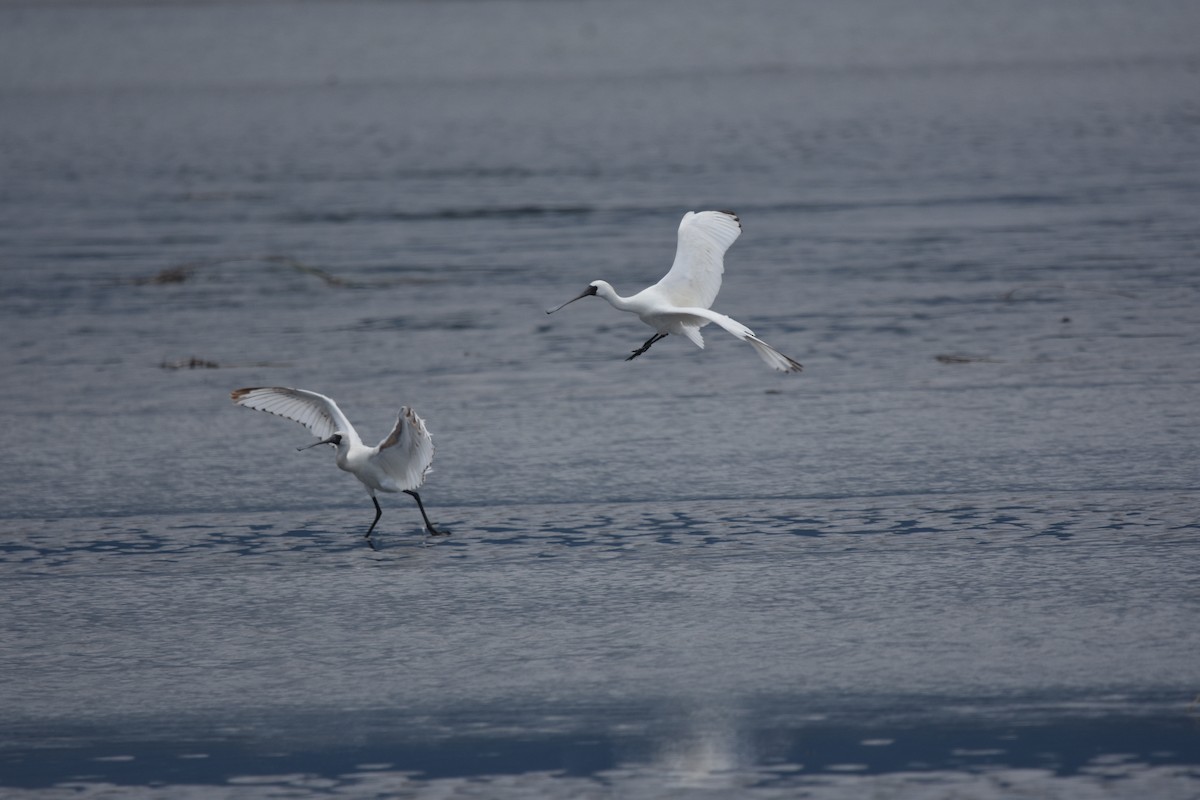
[547,210,802,373]
[231,387,448,541]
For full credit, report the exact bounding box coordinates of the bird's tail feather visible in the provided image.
[678,308,803,373]
[677,324,705,349]
[747,335,803,373]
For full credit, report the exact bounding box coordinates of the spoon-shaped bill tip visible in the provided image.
[546,284,598,314]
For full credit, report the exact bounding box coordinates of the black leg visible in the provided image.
[626,332,667,361]
[404,490,449,536]
[365,495,383,538]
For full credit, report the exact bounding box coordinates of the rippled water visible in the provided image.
[2,0,1199,796]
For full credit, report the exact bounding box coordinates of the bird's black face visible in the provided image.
[546,284,598,314]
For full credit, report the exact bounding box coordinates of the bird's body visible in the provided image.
[547,210,802,373]
[231,386,447,541]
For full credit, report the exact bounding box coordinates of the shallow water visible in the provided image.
[2,0,1199,796]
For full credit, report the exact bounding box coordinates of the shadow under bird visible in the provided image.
[546,210,803,373]
[231,387,448,543]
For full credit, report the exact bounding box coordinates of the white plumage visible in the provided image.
[654,209,742,309]
[231,386,446,542]
[547,210,803,373]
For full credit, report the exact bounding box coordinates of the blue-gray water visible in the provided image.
[2,0,1199,797]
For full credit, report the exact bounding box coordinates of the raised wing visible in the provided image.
[650,210,742,309]
[374,406,435,491]
[231,386,356,443]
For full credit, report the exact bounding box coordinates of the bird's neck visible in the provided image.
[594,281,635,312]
[333,437,358,463]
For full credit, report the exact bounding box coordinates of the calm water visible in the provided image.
[2,0,1199,796]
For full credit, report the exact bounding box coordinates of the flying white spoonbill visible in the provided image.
[231,387,448,542]
[547,210,802,373]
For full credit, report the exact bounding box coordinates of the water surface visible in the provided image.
[2,0,1199,796]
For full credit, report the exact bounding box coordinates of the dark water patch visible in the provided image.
[0,517,427,576]
[280,204,597,225]
[0,733,617,790]
[125,254,407,290]
[2,699,1196,792]
[158,356,293,370]
[935,353,1004,364]
[889,518,944,536]
[741,192,1080,222]
[1031,521,1075,541]
[349,313,484,333]
[1001,283,1142,302]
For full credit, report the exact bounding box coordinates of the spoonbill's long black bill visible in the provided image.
[546,284,598,314]
[297,434,338,451]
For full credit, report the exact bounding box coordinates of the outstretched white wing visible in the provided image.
[650,210,742,309]
[373,406,435,491]
[231,386,356,443]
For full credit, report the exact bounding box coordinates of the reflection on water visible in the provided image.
[5,698,1198,797]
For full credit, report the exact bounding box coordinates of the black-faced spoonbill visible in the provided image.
[546,210,802,373]
[231,387,448,543]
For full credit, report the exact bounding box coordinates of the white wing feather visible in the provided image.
[673,308,804,373]
[374,406,435,491]
[231,386,357,443]
[650,210,742,309]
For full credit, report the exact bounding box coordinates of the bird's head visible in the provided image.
[297,432,343,452]
[546,282,601,314]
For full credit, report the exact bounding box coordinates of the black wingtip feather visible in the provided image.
[717,209,741,228]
